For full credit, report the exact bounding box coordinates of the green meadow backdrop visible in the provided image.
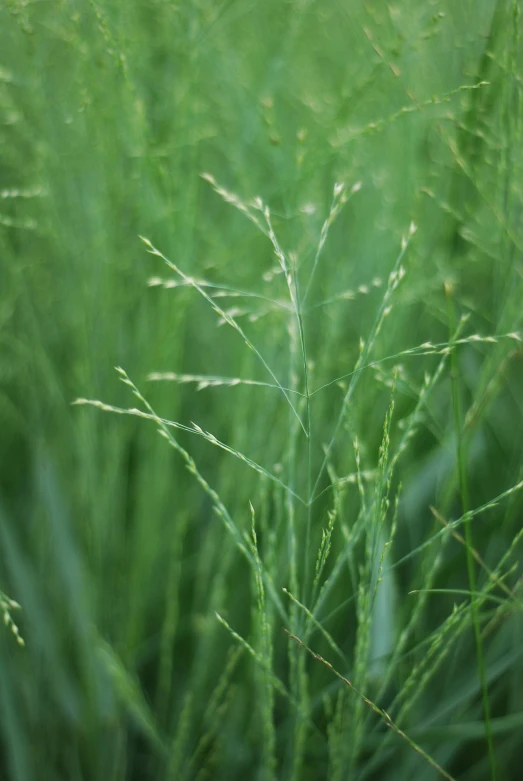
[1,2,523,779]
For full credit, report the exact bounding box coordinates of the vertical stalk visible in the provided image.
[288,255,311,781]
[296,305,312,608]
[446,283,497,781]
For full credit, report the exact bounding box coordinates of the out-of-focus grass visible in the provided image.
[1,2,523,779]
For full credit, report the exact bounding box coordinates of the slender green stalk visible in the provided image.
[446,284,497,781]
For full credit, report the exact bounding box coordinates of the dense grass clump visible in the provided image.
[1,2,523,780]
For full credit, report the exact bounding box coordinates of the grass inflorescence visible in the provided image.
[2,2,523,780]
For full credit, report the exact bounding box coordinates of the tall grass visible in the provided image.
[1,1,523,779]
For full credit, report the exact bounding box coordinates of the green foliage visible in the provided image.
[1,1,523,779]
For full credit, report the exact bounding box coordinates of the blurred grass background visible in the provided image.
[1,1,523,779]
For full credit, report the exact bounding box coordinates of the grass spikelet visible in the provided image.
[0,591,24,648]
